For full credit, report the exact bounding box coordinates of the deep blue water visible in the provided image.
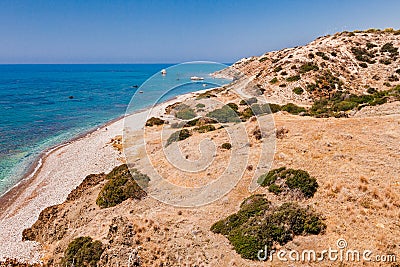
[0,63,230,195]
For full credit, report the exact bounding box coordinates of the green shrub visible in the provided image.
[221,142,232,150]
[206,105,241,123]
[299,62,319,73]
[380,58,392,65]
[258,167,318,198]
[284,169,319,198]
[226,102,239,112]
[396,69,400,74]
[279,83,287,87]
[308,53,315,59]
[333,100,358,111]
[293,87,304,95]
[62,237,104,267]
[281,103,306,114]
[195,103,205,108]
[194,124,216,133]
[239,97,257,106]
[211,195,325,260]
[269,77,278,84]
[316,51,329,60]
[366,42,377,49]
[381,42,399,56]
[268,183,282,195]
[196,91,217,99]
[175,107,196,120]
[145,117,165,127]
[286,75,301,82]
[166,129,192,146]
[96,165,149,208]
[273,66,282,72]
[359,62,368,68]
[351,47,376,63]
[280,71,288,76]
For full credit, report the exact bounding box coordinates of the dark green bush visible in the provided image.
[333,100,358,111]
[62,237,104,267]
[145,117,165,127]
[195,103,205,108]
[96,165,149,208]
[280,71,288,76]
[211,195,325,260]
[273,66,283,72]
[396,69,400,74]
[194,124,216,133]
[316,51,329,60]
[269,77,278,84]
[351,47,376,63]
[206,105,241,123]
[380,58,392,65]
[268,184,282,195]
[281,103,306,114]
[284,169,319,198]
[221,142,232,150]
[258,167,318,198]
[308,53,315,59]
[293,87,304,95]
[226,102,239,112]
[239,97,258,106]
[175,107,197,120]
[166,129,192,146]
[286,75,301,82]
[299,62,319,73]
[381,42,399,56]
[366,42,377,49]
[359,62,368,68]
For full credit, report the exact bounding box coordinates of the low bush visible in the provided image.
[258,167,318,198]
[293,87,304,95]
[145,117,165,127]
[299,62,319,73]
[62,237,104,267]
[166,129,192,146]
[239,97,258,105]
[195,103,205,108]
[316,51,329,60]
[221,142,232,150]
[359,62,368,68]
[206,105,241,123]
[381,42,399,56]
[269,77,278,84]
[281,103,306,114]
[273,66,283,72]
[211,195,325,260]
[96,165,149,208]
[194,124,216,133]
[286,75,301,82]
[175,107,197,120]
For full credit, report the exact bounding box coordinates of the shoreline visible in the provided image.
[0,85,221,263]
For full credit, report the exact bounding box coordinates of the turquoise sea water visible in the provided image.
[0,63,230,196]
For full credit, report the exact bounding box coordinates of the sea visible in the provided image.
[0,63,231,196]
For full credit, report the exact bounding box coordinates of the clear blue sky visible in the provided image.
[1,0,400,63]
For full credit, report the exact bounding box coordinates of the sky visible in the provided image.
[1,0,400,64]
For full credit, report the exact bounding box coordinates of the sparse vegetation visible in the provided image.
[206,105,241,123]
[286,75,301,82]
[174,104,197,120]
[258,167,319,198]
[145,117,165,127]
[96,165,149,208]
[239,97,257,106]
[293,87,304,95]
[195,103,205,108]
[269,77,278,84]
[62,237,104,267]
[299,62,319,74]
[166,129,192,146]
[211,195,325,260]
[194,124,216,133]
[351,47,376,64]
[316,51,329,60]
[221,143,232,150]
